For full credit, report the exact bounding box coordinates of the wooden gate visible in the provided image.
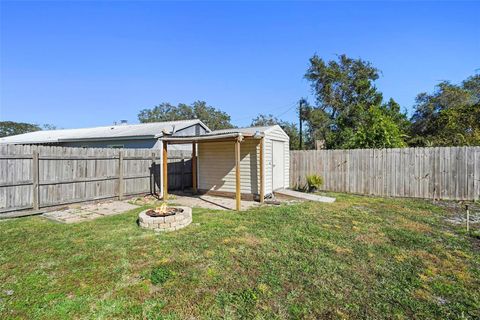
[148,151,194,194]
[167,159,193,190]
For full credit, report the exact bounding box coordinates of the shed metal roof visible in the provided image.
[209,126,278,136]
[0,120,210,144]
[161,132,245,144]
[159,125,283,144]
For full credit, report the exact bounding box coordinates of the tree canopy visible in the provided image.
[251,114,300,149]
[138,101,234,131]
[0,121,42,138]
[342,105,407,148]
[304,54,408,149]
[409,74,480,146]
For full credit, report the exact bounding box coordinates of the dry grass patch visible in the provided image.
[355,232,387,245]
[397,216,433,233]
[222,233,266,247]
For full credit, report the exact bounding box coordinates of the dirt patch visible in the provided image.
[430,200,480,253]
[445,214,480,225]
[433,200,480,225]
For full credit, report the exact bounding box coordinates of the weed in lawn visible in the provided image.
[150,266,173,286]
[216,288,260,319]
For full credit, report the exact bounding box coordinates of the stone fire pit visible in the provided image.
[139,205,192,232]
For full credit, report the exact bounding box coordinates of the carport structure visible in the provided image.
[160,130,265,211]
[160,125,290,211]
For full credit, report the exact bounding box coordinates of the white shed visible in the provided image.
[159,125,290,210]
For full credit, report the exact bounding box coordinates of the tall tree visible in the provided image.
[343,105,406,148]
[251,114,300,149]
[0,121,42,138]
[138,101,234,131]
[381,98,410,134]
[410,74,480,146]
[304,54,407,149]
[299,101,330,149]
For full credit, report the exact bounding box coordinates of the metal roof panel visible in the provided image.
[0,120,209,144]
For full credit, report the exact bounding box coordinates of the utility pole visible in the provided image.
[299,99,304,150]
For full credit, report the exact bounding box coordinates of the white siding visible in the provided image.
[264,139,272,194]
[264,126,289,194]
[285,142,289,189]
[198,140,260,195]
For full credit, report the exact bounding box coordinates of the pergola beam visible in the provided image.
[235,137,241,211]
[192,142,197,194]
[162,141,168,200]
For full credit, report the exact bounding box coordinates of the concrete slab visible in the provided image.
[274,189,336,203]
[82,201,137,216]
[167,194,260,211]
[42,200,138,223]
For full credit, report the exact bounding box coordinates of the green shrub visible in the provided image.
[306,174,323,192]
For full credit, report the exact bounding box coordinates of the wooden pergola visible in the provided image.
[160,132,265,211]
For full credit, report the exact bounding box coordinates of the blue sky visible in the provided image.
[1,1,479,129]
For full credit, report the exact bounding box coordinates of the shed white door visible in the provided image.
[272,140,285,190]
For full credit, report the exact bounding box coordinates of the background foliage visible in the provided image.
[409,74,480,147]
[250,114,300,150]
[3,56,478,149]
[303,54,408,149]
[138,101,234,131]
[0,122,56,138]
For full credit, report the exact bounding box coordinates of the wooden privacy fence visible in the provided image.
[290,147,480,201]
[0,144,161,217]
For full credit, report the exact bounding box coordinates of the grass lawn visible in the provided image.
[1,194,479,319]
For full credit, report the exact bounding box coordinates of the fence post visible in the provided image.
[118,151,124,200]
[32,150,39,210]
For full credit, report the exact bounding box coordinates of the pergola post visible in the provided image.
[235,137,241,211]
[162,141,168,200]
[192,142,197,194]
[259,138,265,203]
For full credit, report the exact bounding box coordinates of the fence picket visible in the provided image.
[0,145,166,216]
[290,146,480,200]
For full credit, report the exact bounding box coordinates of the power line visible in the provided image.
[231,100,298,122]
[274,102,298,118]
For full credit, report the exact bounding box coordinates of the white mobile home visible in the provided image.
[160,125,290,209]
[0,120,210,150]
